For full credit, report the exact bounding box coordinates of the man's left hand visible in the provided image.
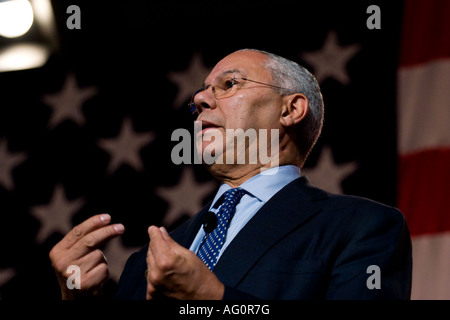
[146,225,225,300]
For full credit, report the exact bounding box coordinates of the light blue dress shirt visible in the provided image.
[189,165,301,260]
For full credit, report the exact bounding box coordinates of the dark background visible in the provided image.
[0,0,403,299]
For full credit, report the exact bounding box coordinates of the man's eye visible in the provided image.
[224,79,237,89]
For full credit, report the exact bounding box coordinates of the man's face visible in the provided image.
[193,51,283,167]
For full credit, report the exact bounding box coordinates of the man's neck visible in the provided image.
[208,156,301,188]
[215,165,267,188]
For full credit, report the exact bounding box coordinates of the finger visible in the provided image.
[72,223,124,257]
[76,249,107,274]
[83,262,109,290]
[146,281,156,300]
[146,247,158,286]
[145,241,156,299]
[61,214,112,249]
[148,226,171,259]
[159,226,184,255]
[159,226,175,245]
[146,229,158,278]
[146,244,156,269]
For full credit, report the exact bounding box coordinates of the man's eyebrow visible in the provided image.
[202,69,243,87]
[221,69,243,76]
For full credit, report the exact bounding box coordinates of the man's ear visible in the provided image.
[280,93,309,127]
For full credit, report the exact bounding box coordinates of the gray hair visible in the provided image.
[236,49,324,166]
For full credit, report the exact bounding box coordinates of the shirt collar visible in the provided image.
[210,165,301,208]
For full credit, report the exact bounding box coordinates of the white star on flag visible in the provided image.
[42,73,98,128]
[157,166,217,227]
[0,138,27,191]
[167,52,212,108]
[30,184,85,243]
[97,117,155,175]
[301,31,361,85]
[303,146,358,194]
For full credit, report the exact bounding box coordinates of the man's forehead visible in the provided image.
[205,51,270,84]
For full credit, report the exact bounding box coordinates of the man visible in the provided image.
[49,49,412,300]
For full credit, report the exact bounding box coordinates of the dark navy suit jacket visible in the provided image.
[115,177,412,300]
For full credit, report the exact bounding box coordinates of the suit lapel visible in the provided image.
[170,202,211,249]
[213,177,327,287]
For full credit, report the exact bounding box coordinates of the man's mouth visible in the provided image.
[200,120,221,133]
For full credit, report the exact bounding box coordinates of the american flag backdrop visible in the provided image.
[0,0,447,300]
[397,0,450,299]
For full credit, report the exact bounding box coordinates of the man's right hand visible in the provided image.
[49,214,125,299]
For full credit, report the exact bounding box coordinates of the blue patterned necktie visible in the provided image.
[197,187,245,270]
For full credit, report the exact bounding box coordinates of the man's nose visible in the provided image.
[193,87,216,113]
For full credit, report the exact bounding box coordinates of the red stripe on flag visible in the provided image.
[399,0,450,67]
[397,148,450,236]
